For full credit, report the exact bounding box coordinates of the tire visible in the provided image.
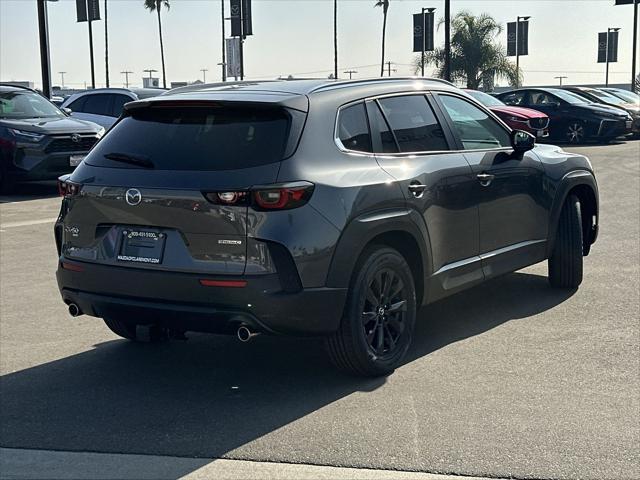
[325,246,417,377]
[565,121,586,145]
[548,194,583,289]
[0,162,13,195]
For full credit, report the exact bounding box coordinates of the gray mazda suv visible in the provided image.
[55,78,599,376]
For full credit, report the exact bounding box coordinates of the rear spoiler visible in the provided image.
[124,93,309,114]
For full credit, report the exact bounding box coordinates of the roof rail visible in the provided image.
[0,82,37,92]
[309,76,456,93]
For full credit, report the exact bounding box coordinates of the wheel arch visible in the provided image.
[548,170,599,257]
[325,209,431,307]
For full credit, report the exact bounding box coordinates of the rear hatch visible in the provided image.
[60,96,307,275]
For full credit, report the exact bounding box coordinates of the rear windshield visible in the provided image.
[86,106,295,170]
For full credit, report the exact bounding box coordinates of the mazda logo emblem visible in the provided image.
[71,133,82,143]
[125,188,142,206]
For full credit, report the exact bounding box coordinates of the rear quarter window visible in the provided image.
[86,106,298,171]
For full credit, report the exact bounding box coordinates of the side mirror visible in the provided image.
[62,107,72,115]
[511,130,535,153]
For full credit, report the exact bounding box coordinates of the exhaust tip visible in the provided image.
[68,303,82,317]
[237,325,257,342]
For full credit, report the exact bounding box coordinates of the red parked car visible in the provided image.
[464,89,549,138]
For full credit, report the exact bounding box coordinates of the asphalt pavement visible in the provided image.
[0,141,638,480]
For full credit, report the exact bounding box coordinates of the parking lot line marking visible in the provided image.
[0,218,56,229]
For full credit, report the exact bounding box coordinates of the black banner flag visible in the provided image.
[412,12,435,53]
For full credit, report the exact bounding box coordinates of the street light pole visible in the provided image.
[444,0,451,81]
[36,0,54,98]
[58,71,66,88]
[201,68,208,83]
[421,7,436,77]
[606,27,621,87]
[221,0,226,82]
[516,15,530,88]
[633,0,638,92]
[343,70,357,79]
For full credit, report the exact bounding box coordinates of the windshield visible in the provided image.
[605,89,640,104]
[466,90,505,107]
[548,89,591,104]
[86,106,296,171]
[0,91,65,119]
[588,89,628,106]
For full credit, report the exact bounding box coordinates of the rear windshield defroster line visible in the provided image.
[86,105,303,171]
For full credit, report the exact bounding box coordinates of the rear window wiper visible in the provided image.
[103,152,154,169]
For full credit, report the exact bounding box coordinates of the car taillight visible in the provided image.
[57,177,82,197]
[203,182,314,211]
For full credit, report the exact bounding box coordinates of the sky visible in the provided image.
[0,0,637,90]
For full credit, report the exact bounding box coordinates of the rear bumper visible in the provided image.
[57,259,347,336]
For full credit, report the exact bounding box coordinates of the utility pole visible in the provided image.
[36,0,53,98]
[444,0,451,81]
[121,70,133,88]
[421,7,436,77]
[515,15,531,88]
[386,61,396,77]
[343,69,357,79]
[606,27,621,86]
[221,0,226,81]
[554,75,568,86]
[239,1,245,80]
[201,68,209,83]
[58,71,66,88]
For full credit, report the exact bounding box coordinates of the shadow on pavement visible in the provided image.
[0,181,58,203]
[0,272,574,476]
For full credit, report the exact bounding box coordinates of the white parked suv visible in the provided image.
[61,88,165,129]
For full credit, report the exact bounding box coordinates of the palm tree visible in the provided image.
[144,0,170,88]
[374,0,390,78]
[413,11,520,90]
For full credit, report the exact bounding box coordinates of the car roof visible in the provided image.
[161,77,457,98]
[0,84,37,93]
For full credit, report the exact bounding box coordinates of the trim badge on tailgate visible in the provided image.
[218,239,242,245]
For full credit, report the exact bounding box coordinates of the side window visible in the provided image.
[337,103,372,152]
[530,91,560,106]
[110,94,132,117]
[500,91,526,106]
[378,95,448,152]
[66,96,86,112]
[83,94,112,116]
[370,103,398,153]
[439,95,511,150]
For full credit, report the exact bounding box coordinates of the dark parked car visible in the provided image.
[464,89,549,138]
[600,87,640,105]
[56,78,599,376]
[0,84,104,193]
[562,86,640,137]
[496,87,632,144]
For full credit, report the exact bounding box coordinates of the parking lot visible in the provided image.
[0,140,638,479]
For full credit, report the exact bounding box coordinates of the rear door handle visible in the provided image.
[477,173,495,187]
[408,182,427,197]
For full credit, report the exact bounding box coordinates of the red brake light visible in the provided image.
[203,182,314,211]
[58,178,82,197]
[252,182,314,211]
[199,279,247,288]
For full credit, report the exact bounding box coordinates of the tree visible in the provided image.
[144,0,170,88]
[413,11,520,90]
[374,0,390,78]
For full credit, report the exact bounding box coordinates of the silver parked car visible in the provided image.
[61,88,165,129]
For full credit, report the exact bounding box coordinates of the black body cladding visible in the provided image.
[55,78,599,365]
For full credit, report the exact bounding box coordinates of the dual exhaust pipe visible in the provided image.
[68,303,259,343]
